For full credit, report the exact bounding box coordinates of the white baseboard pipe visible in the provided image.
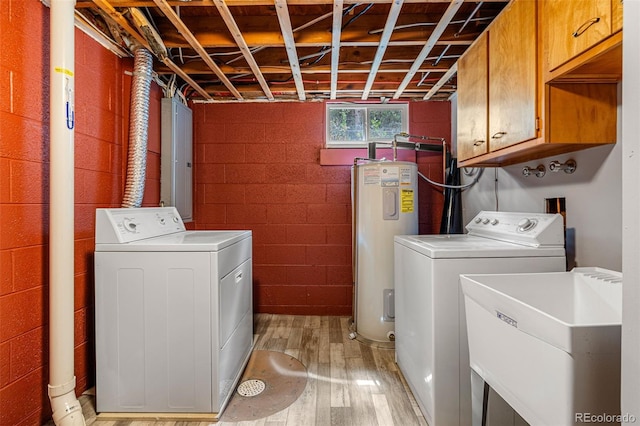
[49,0,85,425]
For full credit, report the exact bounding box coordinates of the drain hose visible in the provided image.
[122,47,152,208]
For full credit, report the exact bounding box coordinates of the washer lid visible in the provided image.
[394,234,565,258]
[95,230,251,252]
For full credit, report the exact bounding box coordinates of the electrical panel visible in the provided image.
[161,96,193,222]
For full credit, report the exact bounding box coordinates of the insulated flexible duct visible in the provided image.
[122,47,153,208]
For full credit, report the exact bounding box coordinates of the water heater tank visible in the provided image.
[352,161,419,343]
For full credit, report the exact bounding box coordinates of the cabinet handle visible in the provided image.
[473,140,485,146]
[491,131,507,139]
[572,17,600,38]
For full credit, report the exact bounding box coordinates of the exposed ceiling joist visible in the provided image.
[152,0,243,99]
[79,0,506,6]
[393,0,464,99]
[274,0,306,101]
[423,62,457,100]
[361,0,403,100]
[210,0,274,100]
[329,0,343,100]
[81,0,508,101]
[91,0,213,99]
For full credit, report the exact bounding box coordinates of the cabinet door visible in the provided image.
[544,0,612,71]
[457,32,488,162]
[612,0,622,33]
[488,0,537,152]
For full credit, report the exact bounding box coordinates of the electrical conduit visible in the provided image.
[48,0,86,425]
[122,47,153,208]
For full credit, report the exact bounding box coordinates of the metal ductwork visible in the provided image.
[121,8,167,208]
[121,47,153,208]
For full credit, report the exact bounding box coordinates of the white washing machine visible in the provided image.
[94,207,253,418]
[394,211,566,426]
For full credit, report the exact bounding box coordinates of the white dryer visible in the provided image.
[394,211,566,426]
[94,207,252,418]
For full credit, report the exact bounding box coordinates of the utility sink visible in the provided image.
[460,267,622,426]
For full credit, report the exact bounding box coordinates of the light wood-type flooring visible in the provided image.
[70,313,428,426]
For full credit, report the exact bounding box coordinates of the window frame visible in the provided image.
[325,103,409,148]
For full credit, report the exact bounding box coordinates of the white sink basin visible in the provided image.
[460,267,622,426]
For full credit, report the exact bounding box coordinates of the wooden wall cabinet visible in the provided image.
[612,0,623,34]
[457,0,537,163]
[543,0,613,72]
[542,0,622,82]
[456,0,620,168]
[487,0,537,153]
[457,32,488,162]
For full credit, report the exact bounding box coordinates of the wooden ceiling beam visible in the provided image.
[155,62,453,75]
[152,0,243,99]
[79,0,506,7]
[274,0,306,101]
[90,0,213,99]
[81,0,505,101]
[423,62,456,100]
[152,14,481,48]
[209,0,274,100]
[361,0,403,100]
[329,0,343,100]
[393,0,463,98]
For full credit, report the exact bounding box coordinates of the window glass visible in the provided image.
[326,104,408,147]
[328,107,366,142]
[368,108,404,140]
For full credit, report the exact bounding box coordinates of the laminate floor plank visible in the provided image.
[315,362,332,426]
[328,317,343,344]
[330,407,352,426]
[344,357,378,426]
[371,393,394,426]
[329,342,350,408]
[61,314,425,426]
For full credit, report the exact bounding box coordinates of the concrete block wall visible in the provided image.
[192,100,451,315]
[0,3,161,423]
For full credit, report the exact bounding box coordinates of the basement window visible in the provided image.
[326,103,408,148]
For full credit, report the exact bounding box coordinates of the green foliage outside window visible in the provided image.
[368,109,403,140]
[326,104,408,147]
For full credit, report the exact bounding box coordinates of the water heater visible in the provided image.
[352,161,419,344]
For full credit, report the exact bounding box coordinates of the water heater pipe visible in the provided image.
[393,132,447,191]
[48,0,86,425]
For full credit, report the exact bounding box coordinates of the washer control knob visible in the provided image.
[172,216,179,223]
[158,217,166,225]
[517,218,537,232]
[491,219,499,226]
[482,218,490,225]
[123,219,138,233]
[474,217,482,224]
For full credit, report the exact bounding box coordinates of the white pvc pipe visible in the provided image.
[49,0,85,425]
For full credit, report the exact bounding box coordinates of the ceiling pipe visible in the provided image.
[48,0,86,425]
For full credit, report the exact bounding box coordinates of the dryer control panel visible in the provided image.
[466,211,564,247]
[95,207,186,244]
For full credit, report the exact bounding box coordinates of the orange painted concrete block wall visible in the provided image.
[0,3,161,424]
[192,101,451,316]
[1,3,450,423]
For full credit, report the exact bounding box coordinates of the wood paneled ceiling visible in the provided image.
[76,0,507,102]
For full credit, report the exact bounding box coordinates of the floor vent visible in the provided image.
[237,379,266,397]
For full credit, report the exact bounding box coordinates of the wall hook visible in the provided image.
[549,159,577,174]
[522,164,546,178]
